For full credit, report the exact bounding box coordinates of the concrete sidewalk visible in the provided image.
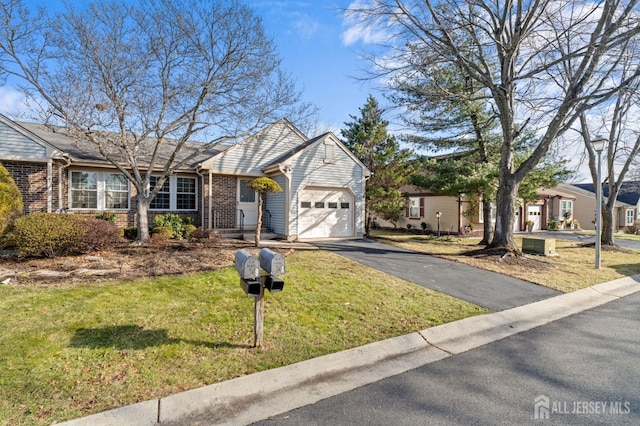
[58,275,640,426]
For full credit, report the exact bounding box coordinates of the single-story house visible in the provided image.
[0,114,370,240]
[379,182,636,234]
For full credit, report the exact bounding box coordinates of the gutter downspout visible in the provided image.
[196,166,205,228]
[363,172,371,237]
[58,154,72,211]
[47,159,53,212]
[278,164,292,240]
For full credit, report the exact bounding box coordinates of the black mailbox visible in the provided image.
[263,275,284,293]
[240,278,262,297]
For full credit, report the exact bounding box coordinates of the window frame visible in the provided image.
[626,208,635,226]
[149,175,198,211]
[69,170,129,211]
[408,197,421,219]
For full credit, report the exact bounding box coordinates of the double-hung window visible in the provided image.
[70,171,129,210]
[149,175,197,211]
[560,200,573,220]
[408,197,421,219]
[626,209,635,226]
[150,176,170,210]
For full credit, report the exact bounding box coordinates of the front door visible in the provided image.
[238,179,258,229]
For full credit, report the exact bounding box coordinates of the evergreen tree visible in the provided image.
[0,162,23,236]
[341,96,414,236]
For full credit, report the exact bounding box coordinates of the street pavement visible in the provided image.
[253,290,640,425]
[313,238,560,311]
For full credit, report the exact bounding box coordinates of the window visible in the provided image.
[177,177,196,210]
[478,202,497,223]
[149,175,197,211]
[315,202,325,208]
[324,140,335,163]
[626,209,635,226]
[70,171,129,210]
[105,174,129,209]
[150,176,170,210]
[408,197,421,219]
[328,202,338,208]
[239,179,256,203]
[301,201,311,208]
[560,200,573,220]
[340,202,350,209]
[71,171,98,209]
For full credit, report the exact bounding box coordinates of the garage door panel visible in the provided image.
[299,188,354,239]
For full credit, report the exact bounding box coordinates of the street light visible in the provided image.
[592,137,607,270]
[436,211,442,237]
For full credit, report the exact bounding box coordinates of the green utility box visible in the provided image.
[522,237,556,256]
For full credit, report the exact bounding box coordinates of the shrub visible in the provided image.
[152,226,174,238]
[123,226,138,240]
[406,223,412,230]
[11,213,83,257]
[149,232,170,247]
[77,218,122,252]
[0,161,23,236]
[95,212,117,223]
[184,224,197,239]
[189,227,213,240]
[152,213,186,239]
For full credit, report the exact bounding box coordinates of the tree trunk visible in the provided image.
[137,196,150,243]
[255,194,263,248]
[602,206,616,246]
[479,194,493,245]
[364,206,372,237]
[489,177,518,251]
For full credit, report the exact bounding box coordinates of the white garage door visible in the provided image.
[298,188,354,239]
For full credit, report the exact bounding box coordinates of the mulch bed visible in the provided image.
[0,238,257,287]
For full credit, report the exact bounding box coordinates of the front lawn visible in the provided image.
[372,229,640,292]
[0,249,487,425]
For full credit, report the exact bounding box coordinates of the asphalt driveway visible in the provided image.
[313,238,560,312]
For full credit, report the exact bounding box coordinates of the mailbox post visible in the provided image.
[234,248,286,348]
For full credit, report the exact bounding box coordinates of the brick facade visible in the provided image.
[4,161,50,214]
[205,174,237,229]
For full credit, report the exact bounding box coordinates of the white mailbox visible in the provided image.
[259,248,285,276]
[235,249,260,280]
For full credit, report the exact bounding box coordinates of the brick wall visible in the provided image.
[208,175,237,229]
[4,161,48,214]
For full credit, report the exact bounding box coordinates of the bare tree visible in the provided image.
[348,0,640,251]
[579,46,640,245]
[0,0,314,241]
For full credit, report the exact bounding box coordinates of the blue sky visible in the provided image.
[249,1,377,134]
[0,1,377,137]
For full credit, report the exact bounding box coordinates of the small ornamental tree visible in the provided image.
[0,162,23,236]
[247,177,282,247]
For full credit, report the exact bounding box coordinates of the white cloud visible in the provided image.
[291,12,320,40]
[0,86,27,116]
[341,0,389,46]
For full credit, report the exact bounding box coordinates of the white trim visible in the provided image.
[68,169,131,211]
[148,175,198,212]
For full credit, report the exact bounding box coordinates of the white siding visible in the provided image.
[203,121,306,175]
[265,174,287,235]
[0,121,48,161]
[289,142,365,237]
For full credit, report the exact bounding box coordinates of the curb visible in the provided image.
[58,275,640,426]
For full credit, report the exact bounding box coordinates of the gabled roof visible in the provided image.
[537,187,576,200]
[0,114,65,161]
[572,182,640,206]
[262,132,371,176]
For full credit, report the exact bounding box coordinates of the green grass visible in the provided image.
[372,229,640,292]
[0,250,487,425]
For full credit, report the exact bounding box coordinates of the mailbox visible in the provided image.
[235,249,260,280]
[263,275,284,292]
[240,278,262,297]
[259,248,285,276]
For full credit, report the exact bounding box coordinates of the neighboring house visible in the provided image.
[0,114,370,240]
[568,182,639,230]
[379,181,635,234]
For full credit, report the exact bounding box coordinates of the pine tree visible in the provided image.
[341,96,414,236]
[0,162,23,236]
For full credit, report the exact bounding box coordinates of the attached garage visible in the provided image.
[298,188,354,239]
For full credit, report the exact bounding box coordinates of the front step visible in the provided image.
[243,232,278,242]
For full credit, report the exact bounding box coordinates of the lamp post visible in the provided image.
[436,211,442,237]
[592,137,607,270]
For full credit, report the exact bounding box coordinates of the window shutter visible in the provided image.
[406,199,410,217]
[419,198,425,218]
